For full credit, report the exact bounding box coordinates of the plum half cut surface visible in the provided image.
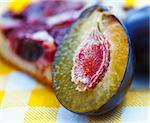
[53,5,134,115]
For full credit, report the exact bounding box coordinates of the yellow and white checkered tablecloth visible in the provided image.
[0,0,150,122]
[0,57,149,123]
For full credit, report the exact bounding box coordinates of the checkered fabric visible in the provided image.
[0,57,150,123]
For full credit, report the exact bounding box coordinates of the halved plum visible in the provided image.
[53,5,134,115]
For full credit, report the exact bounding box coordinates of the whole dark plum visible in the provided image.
[124,6,150,75]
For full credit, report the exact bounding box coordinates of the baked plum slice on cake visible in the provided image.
[3,0,84,22]
[0,22,56,84]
